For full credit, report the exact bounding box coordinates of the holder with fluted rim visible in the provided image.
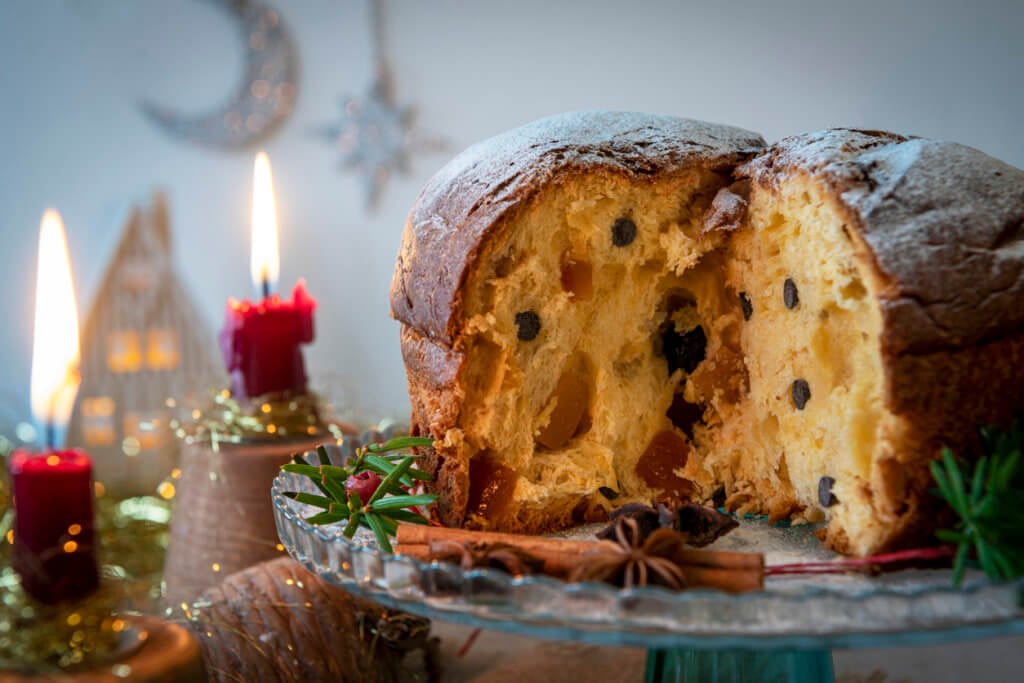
[272,469,1024,683]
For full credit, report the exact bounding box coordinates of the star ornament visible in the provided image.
[319,78,445,209]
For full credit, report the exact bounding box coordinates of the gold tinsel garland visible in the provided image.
[0,480,172,672]
[170,388,351,448]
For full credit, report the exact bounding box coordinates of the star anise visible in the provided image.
[426,540,545,576]
[596,502,737,547]
[569,517,688,589]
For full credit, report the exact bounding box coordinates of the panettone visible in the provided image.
[390,111,1024,556]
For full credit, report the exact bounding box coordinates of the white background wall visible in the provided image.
[2,0,1023,423]
[2,2,1023,679]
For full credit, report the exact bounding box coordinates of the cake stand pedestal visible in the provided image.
[645,648,832,683]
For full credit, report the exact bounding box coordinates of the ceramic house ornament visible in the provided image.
[68,192,222,496]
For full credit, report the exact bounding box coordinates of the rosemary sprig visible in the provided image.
[930,421,1024,585]
[282,436,437,552]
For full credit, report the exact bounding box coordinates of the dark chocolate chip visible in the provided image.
[515,311,541,341]
[611,218,637,247]
[598,486,619,500]
[792,379,811,410]
[818,476,838,507]
[739,291,753,320]
[663,325,707,375]
[783,278,799,309]
[711,486,727,508]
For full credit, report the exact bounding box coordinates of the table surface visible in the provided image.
[431,621,1024,682]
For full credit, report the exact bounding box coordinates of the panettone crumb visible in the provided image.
[451,162,891,553]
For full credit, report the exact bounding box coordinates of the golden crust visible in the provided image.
[390,111,764,344]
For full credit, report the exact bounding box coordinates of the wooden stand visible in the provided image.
[0,616,204,683]
[163,436,323,608]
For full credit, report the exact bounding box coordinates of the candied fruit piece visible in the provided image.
[536,364,591,449]
[560,253,593,300]
[666,391,704,438]
[635,430,694,500]
[468,456,519,520]
[688,341,749,405]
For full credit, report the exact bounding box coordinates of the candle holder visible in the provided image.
[1,504,200,681]
[162,389,357,608]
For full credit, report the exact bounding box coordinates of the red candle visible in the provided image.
[220,280,316,400]
[218,152,318,401]
[10,449,99,603]
[14,209,98,603]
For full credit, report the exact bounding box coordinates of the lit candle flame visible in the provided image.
[30,210,80,444]
[251,151,280,298]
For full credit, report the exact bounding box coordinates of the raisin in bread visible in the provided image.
[390,111,1024,556]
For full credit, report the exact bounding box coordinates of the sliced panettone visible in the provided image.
[391,112,1024,556]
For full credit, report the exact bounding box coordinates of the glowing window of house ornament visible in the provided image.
[107,331,142,373]
[146,328,180,370]
[122,411,167,452]
[80,397,116,446]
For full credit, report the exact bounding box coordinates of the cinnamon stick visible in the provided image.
[393,523,764,592]
[395,542,762,593]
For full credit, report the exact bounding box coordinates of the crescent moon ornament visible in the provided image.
[141,0,299,151]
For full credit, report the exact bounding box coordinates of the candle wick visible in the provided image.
[44,420,56,452]
[261,277,271,300]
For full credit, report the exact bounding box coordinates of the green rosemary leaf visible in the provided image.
[317,464,350,479]
[370,494,439,511]
[930,462,958,514]
[989,545,1016,581]
[284,458,334,497]
[343,491,364,538]
[994,450,1021,491]
[367,436,434,453]
[935,529,966,544]
[970,456,989,505]
[362,454,397,474]
[407,467,432,481]
[952,542,970,586]
[319,476,348,504]
[942,449,971,516]
[976,539,1000,578]
[284,491,333,509]
[384,509,432,524]
[933,420,1024,586]
[375,513,399,537]
[365,513,393,553]
[281,463,323,478]
[306,511,348,526]
[366,456,416,508]
[363,455,418,484]
[316,445,331,466]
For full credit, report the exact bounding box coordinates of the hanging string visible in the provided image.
[369,0,391,96]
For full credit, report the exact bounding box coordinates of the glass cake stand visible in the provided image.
[272,471,1024,683]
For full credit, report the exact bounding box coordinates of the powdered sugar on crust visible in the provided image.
[390,111,765,344]
[742,128,1024,356]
